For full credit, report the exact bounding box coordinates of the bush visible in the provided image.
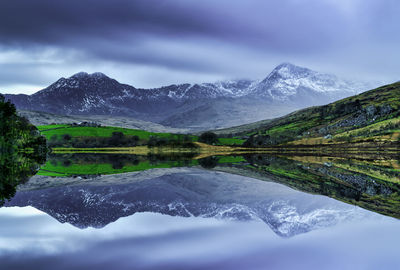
[63,134,72,141]
[50,135,58,141]
[110,132,124,146]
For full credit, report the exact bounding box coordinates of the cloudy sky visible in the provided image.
[0,0,399,94]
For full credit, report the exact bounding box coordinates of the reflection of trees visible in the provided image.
[0,154,43,206]
[46,152,197,173]
[198,156,219,169]
[48,153,141,169]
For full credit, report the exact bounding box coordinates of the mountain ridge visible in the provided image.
[3,63,380,130]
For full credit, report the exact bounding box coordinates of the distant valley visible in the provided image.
[18,110,189,134]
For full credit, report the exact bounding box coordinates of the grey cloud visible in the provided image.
[0,63,55,84]
[0,1,362,59]
[0,0,399,91]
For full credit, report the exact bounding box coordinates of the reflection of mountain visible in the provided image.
[5,168,370,237]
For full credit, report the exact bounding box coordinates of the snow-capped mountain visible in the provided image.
[249,63,372,102]
[3,63,381,130]
[154,79,255,100]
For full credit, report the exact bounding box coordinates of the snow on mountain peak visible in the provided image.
[91,72,108,79]
[41,64,374,102]
[24,63,381,116]
[71,72,90,79]
[264,62,314,81]
[247,62,376,100]
[70,72,108,80]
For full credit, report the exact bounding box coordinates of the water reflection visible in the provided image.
[1,207,398,270]
[7,167,373,237]
[1,152,400,269]
[0,152,399,235]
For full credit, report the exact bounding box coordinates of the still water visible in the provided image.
[1,153,400,269]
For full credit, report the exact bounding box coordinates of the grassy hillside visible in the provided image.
[238,82,400,146]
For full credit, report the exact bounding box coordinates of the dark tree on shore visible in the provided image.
[198,132,218,145]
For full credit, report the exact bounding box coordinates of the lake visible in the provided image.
[1,153,400,269]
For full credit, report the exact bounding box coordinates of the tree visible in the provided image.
[198,132,218,145]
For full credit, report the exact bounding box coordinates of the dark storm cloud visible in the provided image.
[0,0,399,92]
[0,1,225,46]
[0,0,335,47]
[0,0,354,69]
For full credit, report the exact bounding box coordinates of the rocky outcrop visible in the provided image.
[319,104,394,134]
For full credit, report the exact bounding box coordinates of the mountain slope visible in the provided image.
[3,64,378,130]
[238,82,400,146]
[160,97,300,129]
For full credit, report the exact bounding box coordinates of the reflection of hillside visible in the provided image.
[214,154,400,219]
[38,153,198,177]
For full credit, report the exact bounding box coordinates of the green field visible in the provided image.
[217,137,245,145]
[37,124,71,131]
[38,124,244,146]
[38,125,188,140]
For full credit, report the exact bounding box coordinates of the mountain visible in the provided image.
[3,63,378,131]
[219,81,400,146]
[249,63,368,103]
[4,168,369,237]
